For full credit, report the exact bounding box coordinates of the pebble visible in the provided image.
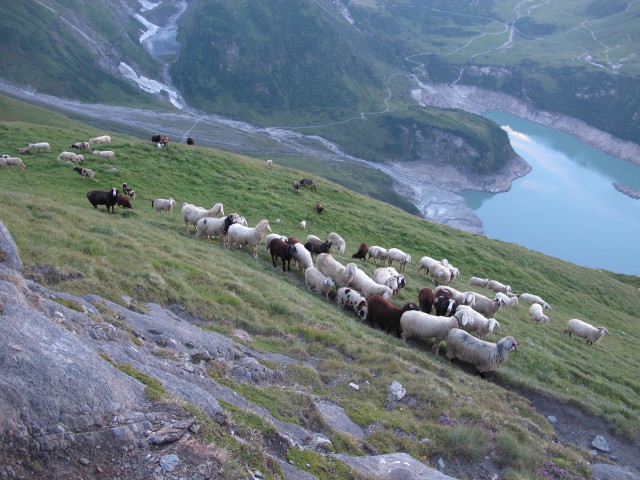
[349,382,360,390]
[547,415,557,423]
[592,435,611,453]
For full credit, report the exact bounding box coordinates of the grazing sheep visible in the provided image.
[92,150,116,161]
[350,269,393,300]
[351,242,368,260]
[367,295,419,337]
[4,157,25,169]
[372,267,404,295]
[428,262,452,285]
[305,234,322,243]
[315,253,358,288]
[387,266,406,292]
[400,310,460,353]
[287,236,303,245]
[195,214,241,244]
[434,286,476,308]
[528,303,549,324]
[270,238,295,271]
[89,135,111,145]
[187,137,195,145]
[327,232,346,254]
[227,219,271,259]
[264,233,289,252]
[87,187,118,213]
[564,319,608,345]
[440,259,460,282]
[445,328,518,376]
[292,243,313,271]
[27,142,50,153]
[291,181,301,194]
[315,203,324,214]
[368,246,388,264]
[0,158,6,167]
[418,287,434,314]
[266,159,273,168]
[14,147,31,155]
[495,292,519,308]
[181,202,224,232]
[337,287,368,321]
[433,289,457,317]
[487,279,511,294]
[122,183,136,199]
[417,255,440,275]
[453,305,501,339]
[304,239,332,258]
[387,248,411,272]
[471,292,505,318]
[299,220,306,229]
[519,293,552,310]
[76,154,84,163]
[152,198,176,215]
[69,142,90,150]
[468,276,490,288]
[304,267,335,298]
[73,166,97,181]
[116,195,133,209]
[300,178,316,189]
[151,134,161,143]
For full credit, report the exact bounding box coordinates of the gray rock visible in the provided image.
[592,435,611,453]
[333,453,457,479]
[0,222,22,271]
[590,464,640,480]
[547,415,557,423]
[389,381,406,401]
[148,418,195,444]
[314,401,365,439]
[159,454,180,472]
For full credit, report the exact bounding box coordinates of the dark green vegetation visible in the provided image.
[1,98,639,479]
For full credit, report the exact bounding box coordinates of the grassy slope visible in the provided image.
[1,96,639,478]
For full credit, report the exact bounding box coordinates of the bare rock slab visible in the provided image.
[333,452,458,480]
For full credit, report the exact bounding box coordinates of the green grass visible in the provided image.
[1,98,639,477]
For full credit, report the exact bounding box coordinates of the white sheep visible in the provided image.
[387,248,411,272]
[326,232,346,254]
[453,305,501,339]
[368,246,388,264]
[471,292,505,318]
[304,267,335,298]
[400,310,461,353]
[315,253,358,288]
[0,158,6,167]
[434,286,476,309]
[495,292,519,308]
[152,198,175,215]
[195,214,239,244]
[428,262,452,285]
[417,255,443,275]
[76,154,84,163]
[300,220,306,229]
[92,150,116,161]
[88,135,111,145]
[528,303,549,324]
[440,259,460,283]
[27,142,50,153]
[306,234,323,243]
[564,319,608,345]
[336,287,368,321]
[57,151,82,164]
[468,276,490,288]
[487,279,511,294]
[226,219,271,259]
[292,243,313,271]
[5,157,25,169]
[519,292,552,310]
[445,328,518,375]
[266,159,273,168]
[181,202,224,232]
[372,267,404,295]
[350,268,393,299]
[264,233,288,252]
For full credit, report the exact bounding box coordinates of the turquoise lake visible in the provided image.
[462,112,640,276]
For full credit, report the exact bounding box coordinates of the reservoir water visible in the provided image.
[462,112,640,276]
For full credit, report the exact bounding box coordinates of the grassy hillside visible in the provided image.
[1,98,639,479]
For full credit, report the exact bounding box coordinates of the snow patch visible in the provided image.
[138,0,160,12]
[117,62,184,110]
[134,13,159,43]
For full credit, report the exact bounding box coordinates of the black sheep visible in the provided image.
[270,238,295,272]
[304,239,332,258]
[434,289,457,317]
[151,134,161,143]
[187,137,195,145]
[87,187,118,213]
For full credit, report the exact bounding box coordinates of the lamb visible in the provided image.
[471,292,505,318]
[264,233,288,252]
[495,292,519,308]
[14,147,31,155]
[445,328,518,376]
[87,187,118,213]
[92,150,116,161]
[181,202,224,232]
[116,195,133,209]
[73,166,96,181]
[299,220,306,229]
[88,135,111,145]
[57,151,81,163]
[468,276,490,288]
[387,248,411,272]
[304,267,335,298]
[69,142,90,150]
[315,253,358,288]
[528,303,549,324]
[226,219,271,259]
[195,214,241,244]
[4,157,25,169]
[292,243,313,271]
[400,310,461,353]
[418,287,434,314]
[453,305,501,339]
[519,293,552,310]
[327,232,346,254]
[368,246,388,264]
[351,242,368,260]
[487,279,512,294]
[367,295,419,337]
[122,183,136,199]
[291,181,301,194]
[564,319,608,345]
[350,269,393,300]
[152,198,176,215]
[336,287,368,321]
[27,142,50,153]
[270,238,296,271]
[304,239,332,258]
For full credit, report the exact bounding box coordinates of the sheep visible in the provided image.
[519,293,552,310]
[300,178,316,189]
[487,279,511,294]
[116,195,133,209]
[76,154,84,163]
[367,294,419,337]
[92,150,116,161]
[304,267,335,298]
[400,310,460,353]
[122,183,136,199]
[287,236,303,245]
[270,238,295,271]
[471,292,505,318]
[433,289,457,317]
[186,137,195,145]
[14,147,31,155]
[372,267,401,295]
[0,158,6,167]
[445,328,518,376]
[73,166,97,181]
[427,262,452,285]
[88,135,111,145]
[434,286,476,308]
[304,239,332,258]
[528,303,549,324]
[417,255,440,275]
[69,142,90,150]
[57,151,81,163]
[315,253,358,288]
[291,181,301,194]
[368,246,388,264]
[387,248,411,272]
[152,198,176,215]
[87,187,118,213]
[327,232,346,254]
[336,287,368,321]
[151,134,161,143]
[418,287,434,314]
[495,292,518,307]
[181,202,224,232]
[315,203,324,214]
[351,242,368,260]
[4,157,26,169]
[440,259,459,282]
[226,219,271,259]
[292,243,313,271]
[468,276,490,288]
[350,268,393,300]
[564,319,608,345]
[453,305,501,339]
[299,220,306,229]
[195,214,240,244]
[386,266,406,292]
[266,159,273,168]
[305,234,322,243]
[264,233,288,252]
[27,142,50,153]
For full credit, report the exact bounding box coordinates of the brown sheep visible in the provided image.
[351,242,368,260]
[367,295,419,337]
